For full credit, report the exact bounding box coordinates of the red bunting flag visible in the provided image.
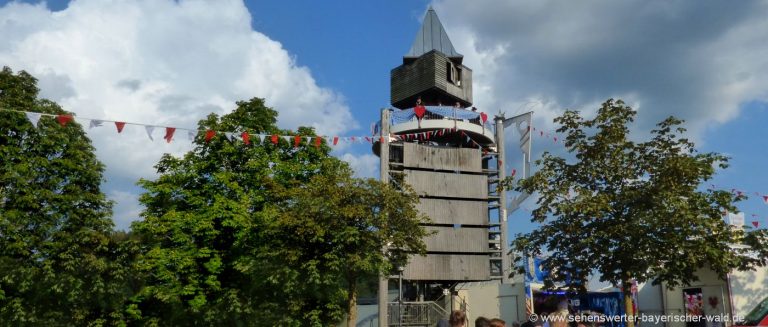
[242,132,250,145]
[333,136,339,145]
[56,114,74,127]
[752,221,759,228]
[163,127,175,143]
[270,134,279,145]
[480,112,488,124]
[380,136,385,143]
[205,130,215,143]
[314,136,322,148]
[511,168,517,178]
[364,136,371,143]
[115,122,126,133]
[294,135,301,148]
[414,105,426,119]
[540,131,544,137]
[763,195,768,204]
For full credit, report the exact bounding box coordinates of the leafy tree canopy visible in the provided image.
[0,66,136,326]
[276,161,430,326]
[132,99,430,326]
[507,99,768,293]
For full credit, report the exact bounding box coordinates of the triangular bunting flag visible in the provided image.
[281,135,291,144]
[294,135,301,148]
[224,132,235,142]
[56,114,74,127]
[205,130,215,143]
[314,136,322,148]
[480,112,488,124]
[242,132,250,145]
[255,134,265,144]
[164,127,176,143]
[89,119,103,129]
[145,126,155,141]
[115,122,126,133]
[752,221,759,228]
[270,134,279,145]
[25,112,41,128]
[763,195,768,204]
[305,136,312,144]
[333,136,339,146]
[187,130,197,140]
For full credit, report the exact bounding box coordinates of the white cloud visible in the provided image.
[0,0,357,227]
[432,0,768,136]
[107,189,142,231]
[340,153,379,179]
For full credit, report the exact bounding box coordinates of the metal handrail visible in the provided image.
[387,301,448,326]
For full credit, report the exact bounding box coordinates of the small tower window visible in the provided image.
[447,62,462,87]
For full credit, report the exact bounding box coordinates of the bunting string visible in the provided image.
[4,108,763,211]
[1,108,385,148]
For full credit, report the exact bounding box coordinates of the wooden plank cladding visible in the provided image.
[404,170,487,199]
[403,143,481,172]
[416,198,487,225]
[403,253,490,281]
[424,226,488,253]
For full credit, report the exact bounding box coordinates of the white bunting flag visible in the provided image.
[225,132,235,141]
[306,136,312,144]
[255,134,264,143]
[187,130,197,140]
[89,119,104,129]
[145,126,155,141]
[728,212,745,228]
[25,112,41,128]
[281,135,291,144]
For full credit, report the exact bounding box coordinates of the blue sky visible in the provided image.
[1,0,767,238]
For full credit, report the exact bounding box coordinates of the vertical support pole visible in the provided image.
[398,269,403,327]
[378,108,391,327]
[495,115,510,284]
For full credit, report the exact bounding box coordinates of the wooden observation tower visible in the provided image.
[374,7,533,326]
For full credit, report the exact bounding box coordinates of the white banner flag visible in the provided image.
[89,119,104,129]
[25,112,42,128]
[145,126,155,141]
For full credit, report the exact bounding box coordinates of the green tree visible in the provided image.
[0,67,136,326]
[132,99,341,325]
[276,162,429,327]
[506,99,768,327]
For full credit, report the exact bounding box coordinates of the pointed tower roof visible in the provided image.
[405,7,463,60]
